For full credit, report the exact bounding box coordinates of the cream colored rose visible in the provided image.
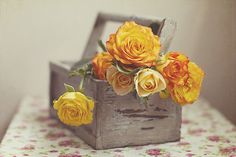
[106,66,134,96]
[134,68,166,97]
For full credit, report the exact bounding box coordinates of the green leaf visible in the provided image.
[114,61,143,75]
[69,70,81,77]
[115,61,130,75]
[98,40,107,52]
[140,96,148,104]
[69,63,93,78]
[70,58,92,71]
[133,90,149,106]
[64,83,75,92]
[69,69,85,77]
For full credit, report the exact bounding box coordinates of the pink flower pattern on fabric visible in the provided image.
[0,97,235,157]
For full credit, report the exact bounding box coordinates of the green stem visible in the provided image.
[78,76,85,93]
[98,40,107,52]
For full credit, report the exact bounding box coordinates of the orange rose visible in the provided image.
[106,66,134,95]
[92,52,113,80]
[106,21,161,68]
[157,52,204,105]
[158,52,190,86]
[169,62,204,105]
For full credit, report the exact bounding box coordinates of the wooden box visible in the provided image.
[49,12,181,150]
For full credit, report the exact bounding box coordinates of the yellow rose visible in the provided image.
[92,52,113,80]
[134,68,166,97]
[169,62,204,105]
[106,66,134,95]
[53,92,94,126]
[106,21,161,67]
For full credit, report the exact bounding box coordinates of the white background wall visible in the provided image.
[0,0,235,140]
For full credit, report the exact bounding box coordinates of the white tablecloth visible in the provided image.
[0,96,235,157]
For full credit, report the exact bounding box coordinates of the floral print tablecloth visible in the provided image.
[0,96,235,157]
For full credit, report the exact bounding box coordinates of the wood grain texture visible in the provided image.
[159,19,177,55]
[49,12,179,149]
[50,61,181,149]
[92,80,181,149]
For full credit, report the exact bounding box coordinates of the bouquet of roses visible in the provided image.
[53,21,204,127]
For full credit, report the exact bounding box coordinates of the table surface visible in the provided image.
[0,96,235,157]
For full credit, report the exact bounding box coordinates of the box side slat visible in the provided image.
[94,83,181,149]
[98,12,164,25]
[49,61,70,106]
[159,19,177,55]
[49,61,97,148]
[81,15,106,59]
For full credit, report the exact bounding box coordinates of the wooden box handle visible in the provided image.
[72,12,176,70]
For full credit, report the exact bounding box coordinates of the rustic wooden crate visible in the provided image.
[49,12,181,150]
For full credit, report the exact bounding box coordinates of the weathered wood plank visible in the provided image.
[94,82,181,149]
[159,19,177,55]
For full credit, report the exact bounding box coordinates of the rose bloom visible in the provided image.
[92,52,113,80]
[53,92,94,126]
[169,62,204,105]
[134,68,166,97]
[106,21,161,68]
[106,66,134,96]
[157,52,189,86]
